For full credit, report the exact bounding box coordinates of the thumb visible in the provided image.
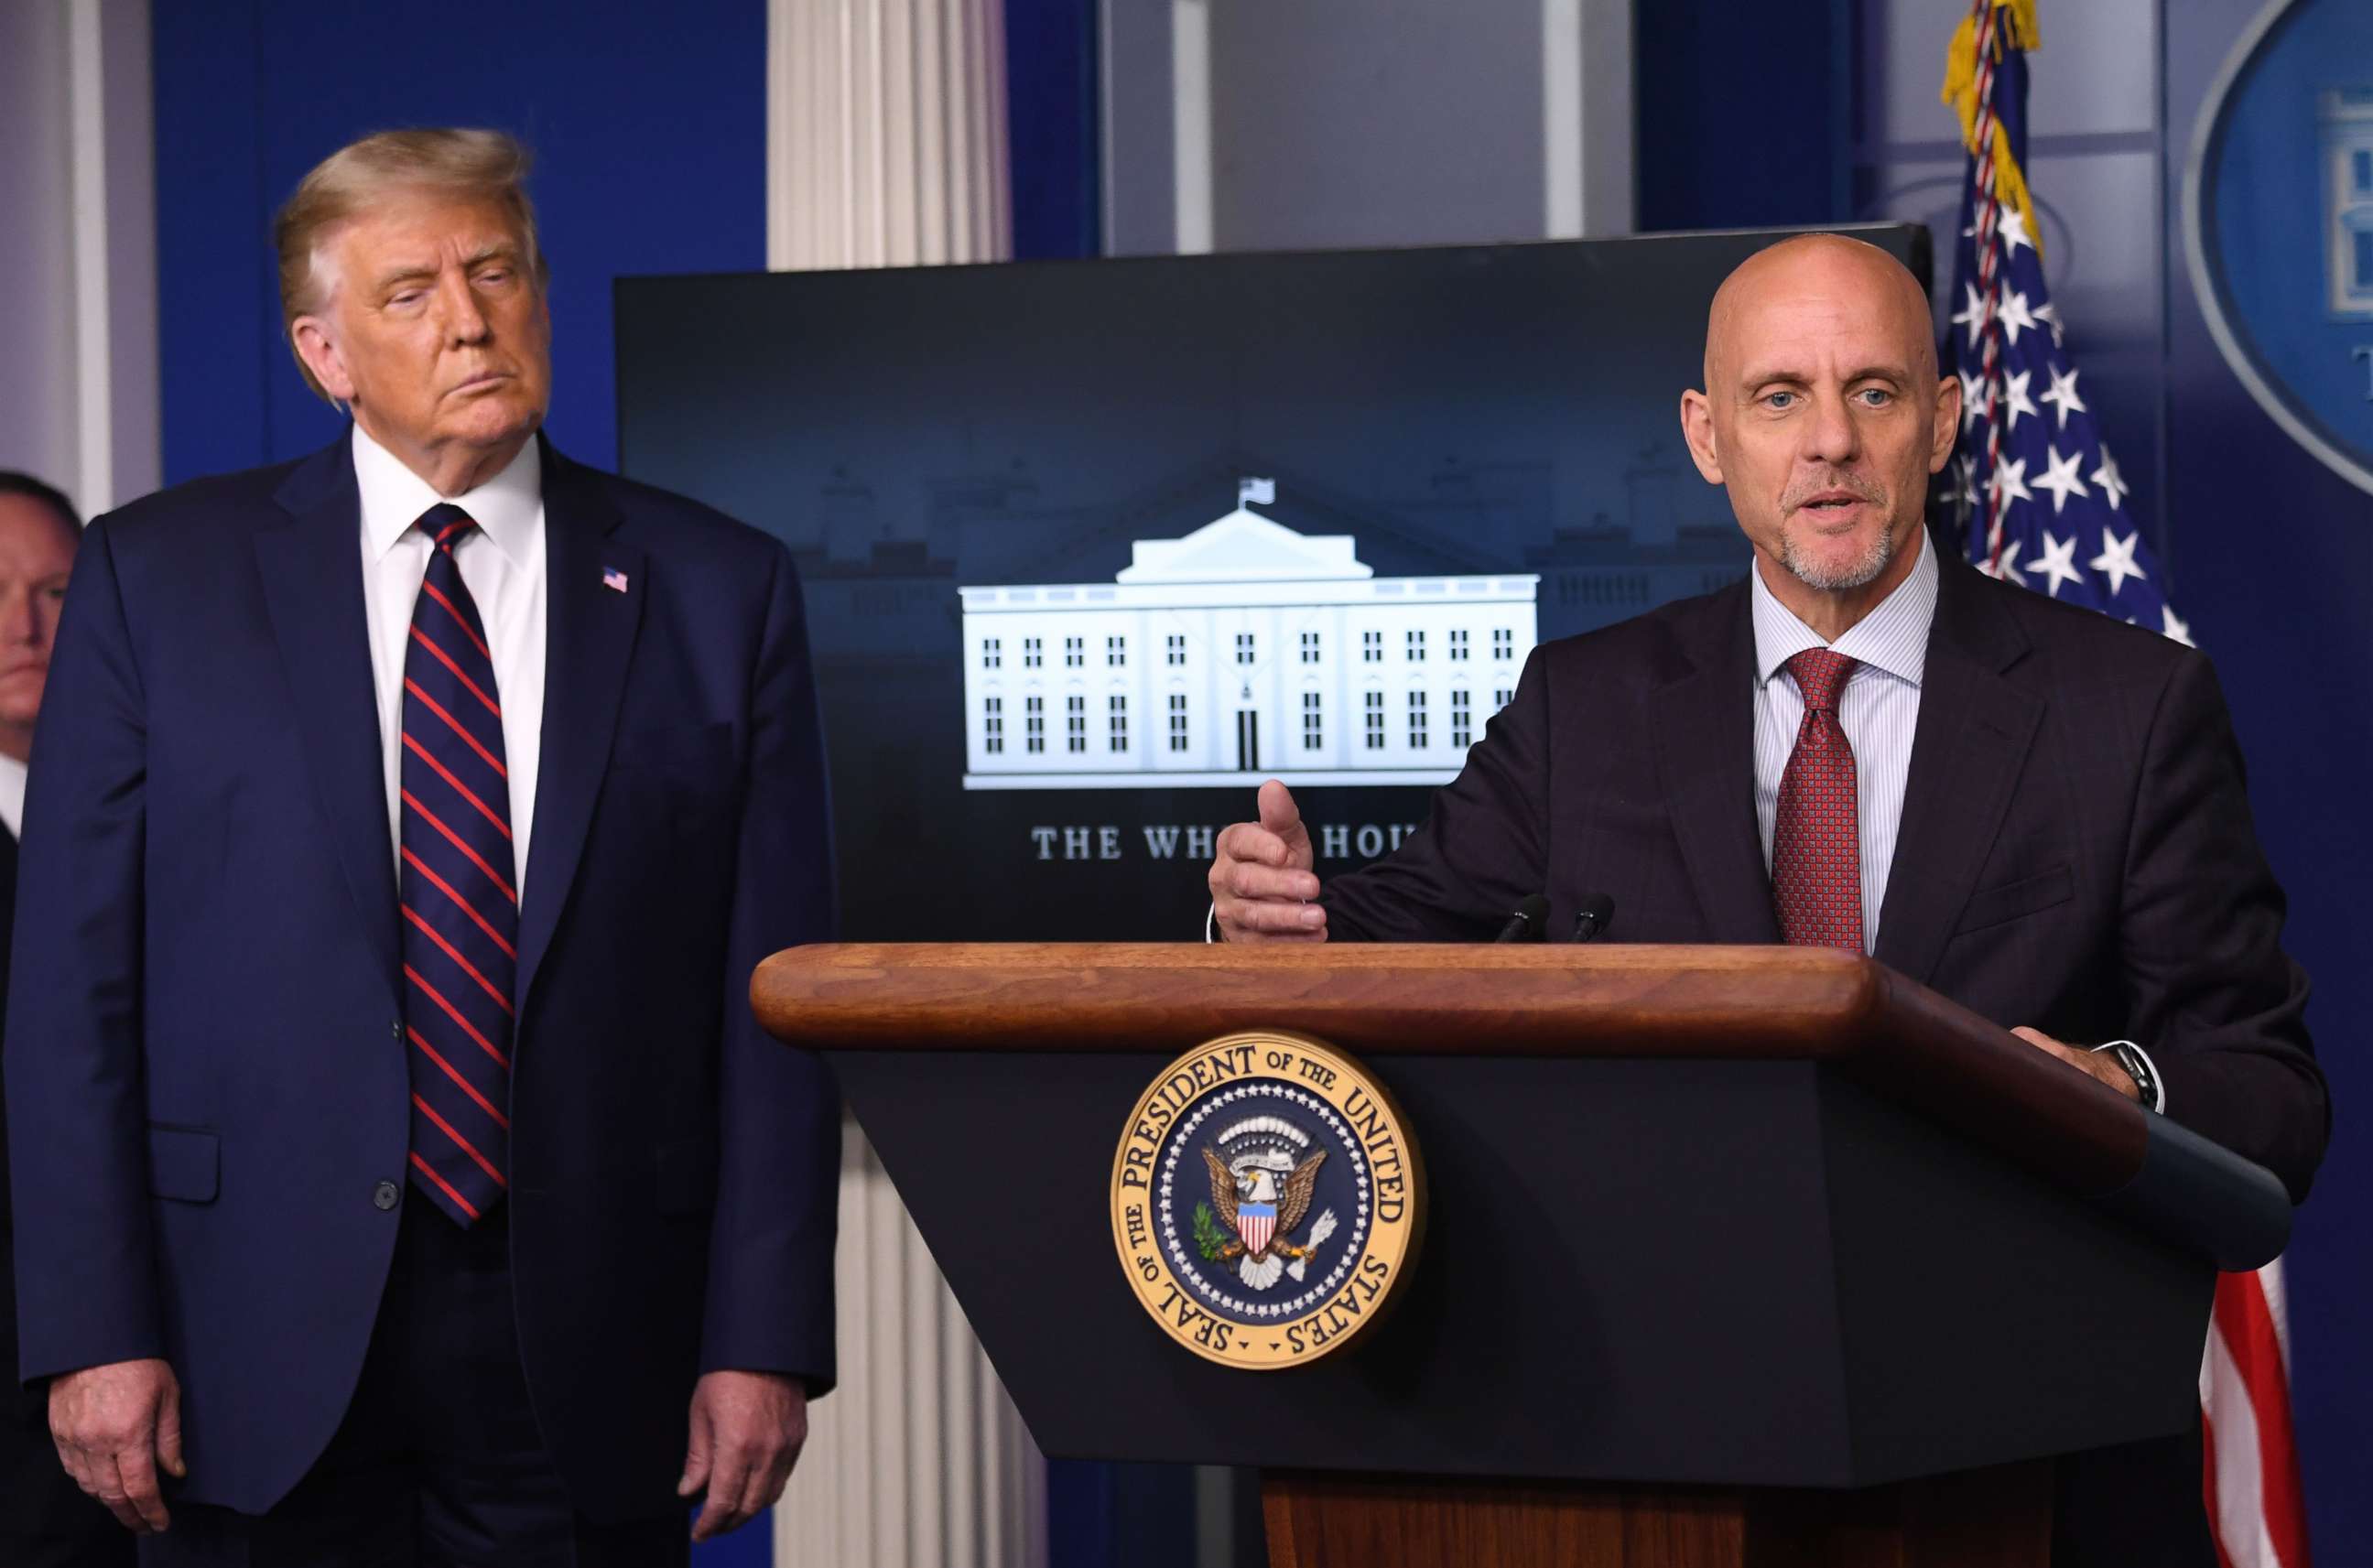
[1257,780,1305,843]
[678,1396,713,1497]
[156,1375,187,1479]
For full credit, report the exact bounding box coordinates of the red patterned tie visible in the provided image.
[1772,648,1863,953]
[399,505,515,1224]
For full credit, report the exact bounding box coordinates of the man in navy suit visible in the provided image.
[0,474,133,1565]
[1208,235,2324,1564]
[5,129,838,1563]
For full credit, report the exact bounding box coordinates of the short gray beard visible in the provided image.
[1779,520,1897,592]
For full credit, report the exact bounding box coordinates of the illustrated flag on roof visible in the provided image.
[1942,8,2308,1566]
[1939,0,2189,645]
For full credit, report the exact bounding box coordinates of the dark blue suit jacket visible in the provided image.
[4,434,840,1519]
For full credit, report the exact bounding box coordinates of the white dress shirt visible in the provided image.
[353,424,547,897]
[1750,527,1939,955]
[0,752,25,838]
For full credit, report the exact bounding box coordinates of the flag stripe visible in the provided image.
[2204,1327,2268,1566]
[2210,1268,2311,1568]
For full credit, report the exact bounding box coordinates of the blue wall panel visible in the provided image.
[2165,9,2373,1558]
[152,0,768,483]
[1635,0,1857,232]
[1004,0,1100,260]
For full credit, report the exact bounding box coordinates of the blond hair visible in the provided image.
[273,128,549,402]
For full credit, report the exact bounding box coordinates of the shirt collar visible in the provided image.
[0,752,26,839]
[352,423,542,568]
[1749,525,1939,689]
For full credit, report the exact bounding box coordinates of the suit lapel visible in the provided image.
[1872,558,2043,985]
[255,439,402,1003]
[515,443,645,1011]
[1650,583,1782,945]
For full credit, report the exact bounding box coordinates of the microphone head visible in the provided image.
[1572,891,1616,941]
[1513,892,1551,929]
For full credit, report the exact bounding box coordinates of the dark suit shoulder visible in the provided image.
[1949,557,2205,690]
[90,456,316,554]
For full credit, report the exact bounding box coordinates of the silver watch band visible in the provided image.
[2092,1038,2166,1114]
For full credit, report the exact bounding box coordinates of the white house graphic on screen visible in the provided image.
[960,481,1539,790]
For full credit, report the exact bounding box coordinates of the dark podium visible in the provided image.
[752,944,2290,1567]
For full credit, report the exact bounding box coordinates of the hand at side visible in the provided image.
[679,1368,809,1541]
[49,1357,185,1534]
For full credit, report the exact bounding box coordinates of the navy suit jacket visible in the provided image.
[1323,544,2328,1204]
[4,434,840,1519]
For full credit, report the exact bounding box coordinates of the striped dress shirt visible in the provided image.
[1750,529,1939,955]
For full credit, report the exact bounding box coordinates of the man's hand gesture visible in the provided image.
[1208,780,1328,944]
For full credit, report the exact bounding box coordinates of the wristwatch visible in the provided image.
[2091,1039,2164,1113]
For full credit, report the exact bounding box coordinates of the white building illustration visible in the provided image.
[960,481,1539,790]
[2324,87,2373,319]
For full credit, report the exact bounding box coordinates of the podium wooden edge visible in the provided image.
[756,941,2147,1197]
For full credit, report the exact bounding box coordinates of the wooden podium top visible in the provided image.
[753,942,2145,1195]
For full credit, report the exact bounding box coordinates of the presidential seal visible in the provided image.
[1110,1031,1424,1369]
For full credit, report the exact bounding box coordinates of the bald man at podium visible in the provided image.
[1204,234,2324,1568]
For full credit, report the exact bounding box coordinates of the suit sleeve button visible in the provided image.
[374,1180,401,1211]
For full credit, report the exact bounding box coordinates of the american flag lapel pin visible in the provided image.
[602,567,630,593]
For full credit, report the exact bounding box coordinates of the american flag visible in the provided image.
[1941,6,2307,1564]
[1940,0,2187,644]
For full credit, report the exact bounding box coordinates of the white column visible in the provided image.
[1170,0,1212,254]
[767,0,1013,271]
[763,9,1035,1536]
[0,0,158,517]
[773,1116,1047,1568]
[1543,0,1633,239]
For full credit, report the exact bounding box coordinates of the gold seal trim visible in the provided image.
[1110,1030,1425,1369]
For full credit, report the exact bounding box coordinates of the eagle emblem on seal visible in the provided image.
[1194,1116,1339,1291]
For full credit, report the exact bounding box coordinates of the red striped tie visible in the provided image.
[398,504,515,1225]
[1772,648,1863,954]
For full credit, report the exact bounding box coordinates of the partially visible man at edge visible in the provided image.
[5,130,839,1563]
[0,473,129,1566]
[1205,234,2326,1566]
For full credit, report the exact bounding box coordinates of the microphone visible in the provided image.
[1570,892,1615,944]
[1492,893,1552,944]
